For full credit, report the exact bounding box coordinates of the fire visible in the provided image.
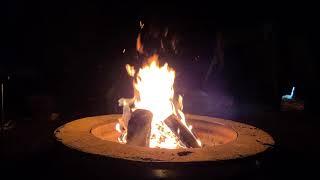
[133,55,179,148]
[116,32,201,149]
[136,33,144,54]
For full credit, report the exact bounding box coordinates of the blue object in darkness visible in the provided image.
[282,87,295,100]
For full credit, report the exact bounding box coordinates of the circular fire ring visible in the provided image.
[54,114,274,162]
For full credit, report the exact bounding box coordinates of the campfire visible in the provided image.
[116,54,201,149]
[54,28,274,162]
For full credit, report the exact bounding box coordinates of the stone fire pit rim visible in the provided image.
[54,114,275,162]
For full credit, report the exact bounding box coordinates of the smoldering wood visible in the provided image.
[126,109,153,147]
[164,114,201,148]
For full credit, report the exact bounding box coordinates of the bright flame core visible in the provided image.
[117,55,201,149]
[134,55,175,123]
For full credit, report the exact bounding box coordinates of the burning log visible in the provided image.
[164,115,201,148]
[126,109,153,147]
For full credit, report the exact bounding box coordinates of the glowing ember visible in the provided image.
[116,32,201,149]
[136,33,144,54]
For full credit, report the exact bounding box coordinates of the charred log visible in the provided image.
[164,114,201,148]
[126,109,153,147]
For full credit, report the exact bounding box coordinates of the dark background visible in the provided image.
[1,1,319,179]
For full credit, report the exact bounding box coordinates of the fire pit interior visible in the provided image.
[91,116,237,147]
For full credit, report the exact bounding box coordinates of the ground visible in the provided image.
[1,105,317,179]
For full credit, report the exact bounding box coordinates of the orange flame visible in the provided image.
[116,33,201,149]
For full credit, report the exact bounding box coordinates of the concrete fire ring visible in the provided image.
[54,114,274,162]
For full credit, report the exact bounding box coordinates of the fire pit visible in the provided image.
[54,114,274,162]
[54,33,274,163]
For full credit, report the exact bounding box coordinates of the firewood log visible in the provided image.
[126,109,153,147]
[164,114,201,148]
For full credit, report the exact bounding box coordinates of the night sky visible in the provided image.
[2,1,319,117]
